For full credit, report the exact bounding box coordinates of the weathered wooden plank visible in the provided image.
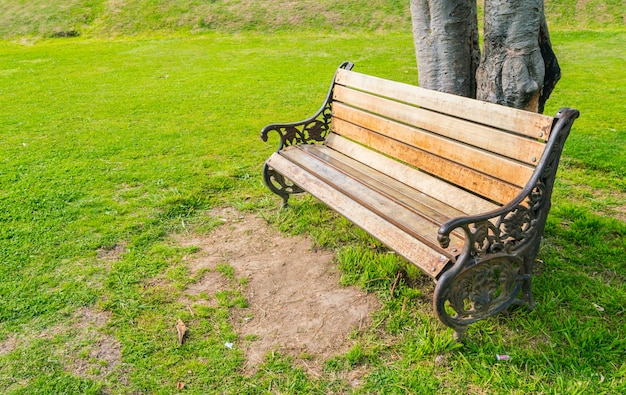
[333,86,546,166]
[278,148,465,256]
[334,69,554,140]
[299,144,467,225]
[266,153,453,277]
[330,119,522,204]
[325,133,500,214]
[332,103,535,187]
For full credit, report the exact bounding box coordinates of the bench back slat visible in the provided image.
[333,85,546,166]
[325,133,499,215]
[332,102,535,188]
[334,69,554,140]
[331,69,554,205]
[330,120,522,204]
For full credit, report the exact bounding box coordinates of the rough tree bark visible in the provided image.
[537,11,561,114]
[409,0,480,97]
[410,0,560,113]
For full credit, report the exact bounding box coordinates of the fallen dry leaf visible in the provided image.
[176,319,188,345]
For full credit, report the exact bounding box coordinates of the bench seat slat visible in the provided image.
[332,102,535,187]
[299,144,467,226]
[324,134,499,215]
[279,147,465,257]
[333,86,546,166]
[281,146,463,255]
[331,118,522,204]
[265,153,454,278]
[334,68,554,140]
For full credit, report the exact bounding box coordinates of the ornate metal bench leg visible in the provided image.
[453,326,467,342]
[434,255,526,340]
[263,163,304,208]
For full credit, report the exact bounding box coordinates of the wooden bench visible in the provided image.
[260,62,579,339]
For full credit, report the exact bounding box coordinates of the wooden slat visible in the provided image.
[266,153,453,278]
[334,68,554,140]
[299,144,467,225]
[330,119,522,204]
[333,86,546,166]
[280,147,464,256]
[332,103,535,187]
[324,133,500,214]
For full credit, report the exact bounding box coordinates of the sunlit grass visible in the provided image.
[0,29,624,393]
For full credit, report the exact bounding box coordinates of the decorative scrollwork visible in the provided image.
[260,62,354,205]
[260,61,354,152]
[263,164,304,207]
[468,181,547,257]
[435,108,579,339]
[435,174,550,340]
[261,103,332,150]
[436,255,526,338]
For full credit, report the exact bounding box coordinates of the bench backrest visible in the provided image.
[328,69,556,205]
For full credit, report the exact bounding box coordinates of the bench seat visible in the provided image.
[267,138,474,277]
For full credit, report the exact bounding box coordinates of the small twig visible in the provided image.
[312,316,327,339]
[390,270,403,297]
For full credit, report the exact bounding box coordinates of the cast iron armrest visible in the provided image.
[260,62,354,151]
[431,109,578,339]
[437,107,580,260]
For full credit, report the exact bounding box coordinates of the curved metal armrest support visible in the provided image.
[438,107,580,255]
[432,108,579,340]
[260,61,354,151]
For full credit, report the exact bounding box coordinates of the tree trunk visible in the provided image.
[537,10,561,114]
[409,0,479,97]
[476,0,559,112]
[410,0,560,114]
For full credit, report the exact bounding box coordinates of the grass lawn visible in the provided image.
[0,30,625,393]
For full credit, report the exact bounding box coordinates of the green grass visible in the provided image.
[1,6,625,394]
[545,0,626,30]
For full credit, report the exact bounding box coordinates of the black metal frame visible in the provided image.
[434,108,579,339]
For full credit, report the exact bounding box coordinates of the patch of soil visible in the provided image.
[97,243,127,262]
[590,189,626,223]
[0,334,18,356]
[0,307,121,384]
[614,205,626,223]
[65,307,121,380]
[178,207,380,375]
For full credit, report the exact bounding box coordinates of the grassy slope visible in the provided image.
[0,0,624,39]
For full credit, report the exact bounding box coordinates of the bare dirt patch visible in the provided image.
[97,243,127,262]
[0,307,121,386]
[178,207,380,375]
[0,334,18,356]
[613,203,626,223]
[64,307,121,380]
[589,188,626,223]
